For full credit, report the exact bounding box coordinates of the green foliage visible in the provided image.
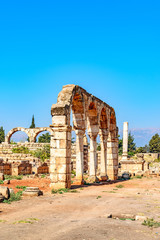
[154,158,160,163]
[97,144,101,151]
[15,185,27,190]
[120,218,135,221]
[0,126,5,143]
[51,188,70,194]
[30,115,35,128]
[149,134,160,153]
[0,180,4,184]
[96,196,102,199]
[31,145,50,162]
[4,175,23,180]
[71,137,76,143]
[142,218,160,228]
[3,191,23,204]
[118,135,123,155]
[71,170,76,176]
[12,146,30,154]
[128,132,136,154]
[13,218,39,224]
[136,147,146,153]
[38,132,51,143]
[116,184,124,188]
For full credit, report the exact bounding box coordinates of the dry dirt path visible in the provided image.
[0,177,160,240]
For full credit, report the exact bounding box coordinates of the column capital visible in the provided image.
[88,132,98,140]
[74,129,85,136]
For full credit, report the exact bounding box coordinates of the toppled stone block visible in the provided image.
[23,187,43,197]
[135,215,147,221]
[0,173,4,181]
[4,180,10,184]
[0,186,10,199]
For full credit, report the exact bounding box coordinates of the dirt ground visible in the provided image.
[1,176,160,240]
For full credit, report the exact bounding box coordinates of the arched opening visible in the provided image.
[35,131,51,143]
[71,92,85,183]
[8,129,29,144]
[87,102,99,180]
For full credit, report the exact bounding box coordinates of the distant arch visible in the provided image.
[5,127,30,143]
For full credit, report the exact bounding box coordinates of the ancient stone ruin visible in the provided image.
[0,84,119,189]
[50,84,118,189]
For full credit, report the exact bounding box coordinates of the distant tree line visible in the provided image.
[118,132,160,155]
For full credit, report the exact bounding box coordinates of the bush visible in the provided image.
[142,218,160,228]
[4,175,23,180]
[116,184,124,188]
[51,188,69,194]
[31,145,50,162]
[12,146,30,154]
[3,191,23,204]
[0,180,4,184]
[16,185,27,190]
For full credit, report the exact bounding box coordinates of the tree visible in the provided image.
[136,147,146,153]
[118,135,123,155]
[30,115,35,128]
[128,132,136,156]
[0,127,5,143]
[149,134,160,153]
[38,132,51,143]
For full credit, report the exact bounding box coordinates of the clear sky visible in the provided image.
[0,0,160,146]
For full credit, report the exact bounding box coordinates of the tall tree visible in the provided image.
[30,115,35,128]
[128,132,136,155]
[149,134,160,153]
[0,127,5,143]
[38,132,51,143]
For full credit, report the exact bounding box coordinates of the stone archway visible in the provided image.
[50,84,119,189]
[5,127,30,143]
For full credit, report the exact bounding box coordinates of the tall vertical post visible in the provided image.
[50,103,72,190]
[75,129,85,183]
[107,131,119,180]
[88,132,98,181]
[122,122,128,160]
[99,129,108,179]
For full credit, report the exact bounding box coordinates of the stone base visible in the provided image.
[23,187,43,197]
[120,159,146,175]
[100,175,108,181]
[50,182,71,190]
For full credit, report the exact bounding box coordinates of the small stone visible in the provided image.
[135,215,147,221]
[0,186,10,199]
[0,173,4,181]
[9,188,14,194]
[4,180,10,184]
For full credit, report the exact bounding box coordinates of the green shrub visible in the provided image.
[31,145,50,162]
[116,184,124,188]
[71,170,76,176]
[51,188,69,194]
[0,180,4,184]
[142,218,160,228]
[12,146,30,154]
[3,191,23,204]
[16,185,27,190]
[4,175,23,180]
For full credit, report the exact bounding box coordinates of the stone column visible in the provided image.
[75,129,85,183]
[99,130,108,180]
[107,132,118,180]
[122,122,128,160]
[50,125,72,189]
[88,132,98,180]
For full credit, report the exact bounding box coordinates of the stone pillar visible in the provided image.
[107,132,118,180]
[75,129,85,183]
[88,132,98,180]
[122,122,128,160]
[99,130,108,180]
[50,125,72,189]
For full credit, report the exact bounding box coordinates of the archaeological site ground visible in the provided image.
[0,85,160,240]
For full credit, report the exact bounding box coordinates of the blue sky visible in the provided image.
[0,0,160,146]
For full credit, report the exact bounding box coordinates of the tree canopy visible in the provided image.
[0,127,5,143]
[38,132,51,143]
[149,134,160,153]
[30,115,35,128]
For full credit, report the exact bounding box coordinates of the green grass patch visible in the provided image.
[51,188,70,194]
[0,220,6,223]
[116,184,124,189]
[13,218,39,224]
[96,196,102,199]
[0,180,4,184]
[15,185,27,191]
[120,218,135,221]
[3,191,23,204]
[4,175,23,180]
[142,218,160,228]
